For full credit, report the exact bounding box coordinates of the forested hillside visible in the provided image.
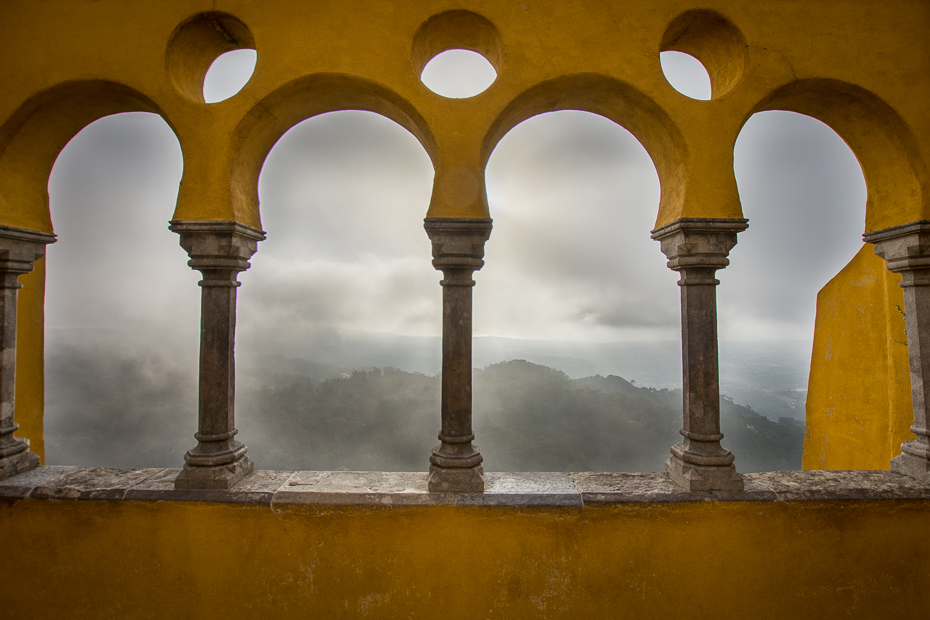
[45,350,804,473]
[236,359,803,473]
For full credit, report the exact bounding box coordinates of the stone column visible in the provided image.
[866,221,930,480]
[424,218,492,492]
[0,225,56,481]
[170,221,265,490]
[652,218,747,492]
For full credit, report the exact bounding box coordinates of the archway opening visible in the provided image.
[721,110,867,471]
[478,109,683,472]
[235,110,436,471]
[44,112,196,468]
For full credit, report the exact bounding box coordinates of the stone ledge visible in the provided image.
[2,467,930,507]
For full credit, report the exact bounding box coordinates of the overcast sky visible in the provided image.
[45,51,867,350]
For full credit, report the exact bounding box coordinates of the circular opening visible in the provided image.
[203,49,257,103]
[412,11,502,99]
[660,51,711,101]
[660,9,747,100]
[420,49,497,99]
[166,12,256,104]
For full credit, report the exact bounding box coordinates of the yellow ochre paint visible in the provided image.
[804,244,913,470]
[1,498,929,619]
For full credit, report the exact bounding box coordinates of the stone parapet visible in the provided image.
[5,467,930,507]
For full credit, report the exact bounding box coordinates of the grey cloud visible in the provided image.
[257,111,434,263]
[239,255,439,336]
[720,110,866,339]
[46,112,197,331]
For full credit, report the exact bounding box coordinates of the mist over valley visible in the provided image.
[44,328,805,473]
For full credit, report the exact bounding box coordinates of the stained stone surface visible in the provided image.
[0,465,75,498]
[274,471,437,506]
[463,472,582,506]
[126,468,294,503]
[30,467,164,500]
[747,469,930,501]
[3,467,930,506]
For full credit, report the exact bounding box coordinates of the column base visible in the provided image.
[428,464,484,493]
[174,455,254,490]
[665,455,743,492]
[0,447,40,481]
[891,448,930,481]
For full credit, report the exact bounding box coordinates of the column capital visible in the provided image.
[651,218,748,278]
[0,225,57,283]
[865,220,930,281]
[169,220,266,276]
[424,218,492,275]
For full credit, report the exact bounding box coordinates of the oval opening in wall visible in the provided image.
[660,51,711,101]
[420,49,497,99]
[203,49,257,104]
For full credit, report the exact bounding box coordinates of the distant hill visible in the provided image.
[574,370,804,473]
[43,337,804,473]
[237,330,811,420]
[235,359,802,473]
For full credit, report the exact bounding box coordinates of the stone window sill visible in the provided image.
[2,466,930,507]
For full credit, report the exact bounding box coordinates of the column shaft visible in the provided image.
[441,273,475,440]
[199,275,238,438]
[0,226,55,480]
[424,218,492,492]
[681,271,723,438]
[652,218,747,492]
[170,221,264,490]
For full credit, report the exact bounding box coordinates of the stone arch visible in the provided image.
[0,81,177,234]
[744,78,927,233]
[481,73,687,226]
[227,74,438,229]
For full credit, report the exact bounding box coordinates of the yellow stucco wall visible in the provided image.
[2,496,928,619]
[803,245,912,470]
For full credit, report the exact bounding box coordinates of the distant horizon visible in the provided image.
[44,324,814,345]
